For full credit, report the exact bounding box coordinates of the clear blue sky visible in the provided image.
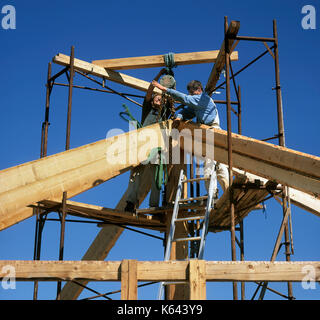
[0,0,319,300]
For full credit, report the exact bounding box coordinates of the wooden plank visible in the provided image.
[0,121,167,230]
[210,175,247,226]
[121,260,138,300]
[53,53,162,94]
[92,50,239,70]
[189,260,206,300]
[233,168,320,218]
[136,203,205,215]
[218,186,270,229]
[37,199,165,231]
[205,20,240,95]
[1,260,319,283]
[215,188,256,227]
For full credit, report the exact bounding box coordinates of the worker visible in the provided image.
[152,79,229,197]
[124,68,173,213]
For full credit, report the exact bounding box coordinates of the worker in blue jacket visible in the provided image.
[152,79,229,196]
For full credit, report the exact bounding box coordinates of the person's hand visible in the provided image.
[151,80,160,87]
[152,80,167,92]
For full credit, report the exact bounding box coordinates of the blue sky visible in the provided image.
[0,0,319,300]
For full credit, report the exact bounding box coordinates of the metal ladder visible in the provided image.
[157,167,217,299]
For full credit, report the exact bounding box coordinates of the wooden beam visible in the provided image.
[205,20,240,95]
[0,121,167,230]
[205,261,320,282]
[121,260,138,300]
[179,122,320,197]
[92,50,239,70]
[189,260,206,300]
[286,188,320,218]
[53,53,162,94]
[1,260,319,283]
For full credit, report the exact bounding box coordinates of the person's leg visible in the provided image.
[216,162,229,192]
[126,167,142,204]
[204,158,218,199]
[125,165,153,212]
[149,165,160,207]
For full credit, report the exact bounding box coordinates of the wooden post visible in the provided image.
[189,260,206,300]
[121,259,138,300]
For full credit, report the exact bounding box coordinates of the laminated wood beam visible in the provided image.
[178,122,320,197]
[53,53,162,94]
[1,260,319,283]
[205,20,240,95]
[92,50,239,70]
[287,188,320,217]
[0,122,168,230]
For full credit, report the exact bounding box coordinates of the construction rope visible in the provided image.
[163,52,176,76]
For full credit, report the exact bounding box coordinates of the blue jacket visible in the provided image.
[166,88,218,126]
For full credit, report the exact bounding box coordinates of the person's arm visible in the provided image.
[141,69,167,124]
[176,106,196,121]
[166,88,201,108]
[152,80,168,94]
[145,68,166,102]
[152,81,200,109]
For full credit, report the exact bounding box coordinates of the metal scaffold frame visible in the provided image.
[28,16,308,301]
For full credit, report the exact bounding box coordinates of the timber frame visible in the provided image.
[1,16,319,301]
[1,260,320,300]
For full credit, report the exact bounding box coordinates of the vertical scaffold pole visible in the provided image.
[272,19,293,300]
[33,61,52,300]
[225,16,238,300]
[57,45,75,299]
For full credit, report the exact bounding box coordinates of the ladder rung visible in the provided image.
[173,236,201,242]
[179,196,207,202]
[175,216,205,222]
[182,177,209,183]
